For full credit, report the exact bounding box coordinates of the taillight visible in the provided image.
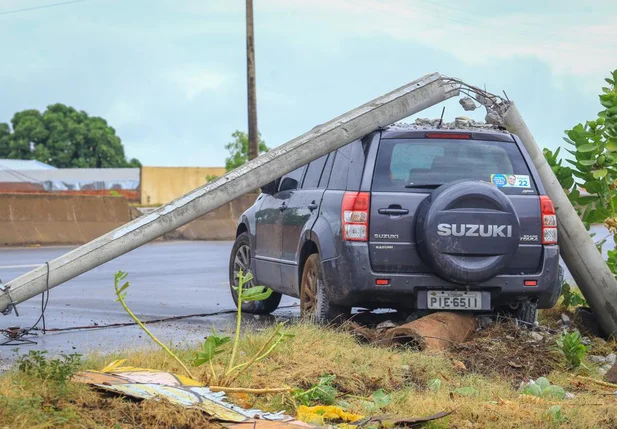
[540,195,558,244]
[342,192,370,241]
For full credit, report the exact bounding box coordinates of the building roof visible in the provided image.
[0,159,57,170]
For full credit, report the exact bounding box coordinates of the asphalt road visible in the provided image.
[0,241,299,369]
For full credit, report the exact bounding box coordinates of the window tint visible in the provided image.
[302,155,328,189]
[278,166,306,192]
[372,139,536,195]
[319,151,335,188]
[328,144,352,190]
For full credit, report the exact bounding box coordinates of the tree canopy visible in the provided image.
[225,130,269,171]
[0,103,140,168]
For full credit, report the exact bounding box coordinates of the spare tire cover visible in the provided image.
[415,180,521,284]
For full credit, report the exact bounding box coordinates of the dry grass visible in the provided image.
[2,321,617,428]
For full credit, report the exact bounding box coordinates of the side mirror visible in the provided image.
[279,177,298,192]
[260,180,278,195]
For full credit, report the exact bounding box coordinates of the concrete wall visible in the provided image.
[0,194,131,246]
[158,193,257,241]
[140,166,227,206]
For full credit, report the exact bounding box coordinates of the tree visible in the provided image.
[0,103,141,168]
[544,69,617,275]
[225,130,268,171]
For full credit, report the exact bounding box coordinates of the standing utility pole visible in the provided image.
[246,0,258,161]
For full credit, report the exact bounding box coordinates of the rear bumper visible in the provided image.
[321,243,561,310]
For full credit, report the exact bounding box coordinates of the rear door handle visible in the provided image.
[308,201,318,211]
[378,208,409,215]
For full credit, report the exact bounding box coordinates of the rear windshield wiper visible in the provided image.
[405,183,442,189]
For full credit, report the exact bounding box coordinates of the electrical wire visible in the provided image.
[0,0,94,16]
[0,302,299,343]
[0,262,51,346]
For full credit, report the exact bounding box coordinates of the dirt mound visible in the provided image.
[450,322,561,382]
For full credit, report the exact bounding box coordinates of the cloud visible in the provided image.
[164,67,229,100]
[259,0,617,76]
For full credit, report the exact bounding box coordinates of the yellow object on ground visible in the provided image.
[296,405,364,425]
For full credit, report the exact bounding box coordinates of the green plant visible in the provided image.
[17,350,82,385]
[544,70,617,278]
[187,270,291,385]
[547,405,568,424]
[114,271,195,379]
[560,282,588,309]
[109,190,121,197]
[521,377,567,400]
[557,330,588,368]
[113,270,291,386]
[292,375,339,406]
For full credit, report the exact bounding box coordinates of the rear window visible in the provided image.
[372,138,537,195]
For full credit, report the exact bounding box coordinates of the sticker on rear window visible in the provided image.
[490,174,530,188]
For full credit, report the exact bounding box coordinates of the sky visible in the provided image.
[1,0,616,167]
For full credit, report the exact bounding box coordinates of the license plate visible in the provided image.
[427,291,482,310]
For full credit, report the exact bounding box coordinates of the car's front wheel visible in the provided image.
[300,254,350,324]
[229,232,282,314]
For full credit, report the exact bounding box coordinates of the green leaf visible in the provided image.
[576,195,600,205]
[578,159,596,166]
[585,181,603,194]
[535,377,550,389]
[428,378,442,392]
[242,286,274,302]
[592,168,608,179]
[578,143,598,153]
[371,389,391,408]
[521,384,542,397]
[543,385,566,400]
[607,140,617,152]
[454,387,478,397]
[117,282,130,295]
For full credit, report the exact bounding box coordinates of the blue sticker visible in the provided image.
[491,174,507,187]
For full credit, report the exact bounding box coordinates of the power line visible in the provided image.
[0,0,93,16]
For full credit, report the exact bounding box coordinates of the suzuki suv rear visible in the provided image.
[229,126,563,324]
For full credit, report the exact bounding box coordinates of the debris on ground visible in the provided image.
[361,411,453,427]
[451,322,561,381]
[73,361,295,424]
[346,312,476,350]
[604,364,617,384]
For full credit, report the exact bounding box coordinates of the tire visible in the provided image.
[300,254,350,324]
[514,299,538,327]
[229,232,282,314]
[545,265,565,309]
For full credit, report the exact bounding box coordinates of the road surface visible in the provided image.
[0,241,298,369]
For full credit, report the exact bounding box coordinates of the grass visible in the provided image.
[2,321,617,428]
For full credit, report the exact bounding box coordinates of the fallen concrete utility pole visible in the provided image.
[0,72,459,314]
[504,103,617,337]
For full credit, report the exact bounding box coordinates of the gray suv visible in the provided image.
[228,126,563,324]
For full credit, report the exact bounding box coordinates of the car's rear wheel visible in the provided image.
[229,232,282,314]
[300,254,350,324]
